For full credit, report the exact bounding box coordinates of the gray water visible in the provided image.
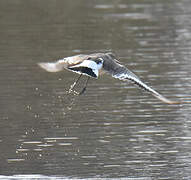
[1,0,191,179]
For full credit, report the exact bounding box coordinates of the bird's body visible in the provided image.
[38,52,179,104]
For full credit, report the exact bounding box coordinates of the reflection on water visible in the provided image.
[0,175,146,180]
[0,0,191,179]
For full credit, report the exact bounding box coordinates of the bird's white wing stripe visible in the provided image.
[113,72,179,104]
[69,60,97,69]
[113,72,156,93]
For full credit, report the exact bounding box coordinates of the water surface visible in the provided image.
[0,0,191,179]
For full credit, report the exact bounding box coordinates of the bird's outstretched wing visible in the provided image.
[38,54,90,72]
[103,58,180,104]
[68,60,99,78]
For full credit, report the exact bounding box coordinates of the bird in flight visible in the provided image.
[38,52,180,104]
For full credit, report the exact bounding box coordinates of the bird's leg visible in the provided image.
[79,76,90,95]
[68,74,82,95]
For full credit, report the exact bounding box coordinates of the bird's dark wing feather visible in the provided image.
[68,66,97,78]
[103,58,179,104]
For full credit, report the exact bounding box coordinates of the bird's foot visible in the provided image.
[79,87,86,95]
[67,87,86,96]
[67,89,80,96]
[67,82,79,95]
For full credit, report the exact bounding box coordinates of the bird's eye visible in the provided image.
[95,58,103,64]
[95,60,101,64]
[87,57,92,60]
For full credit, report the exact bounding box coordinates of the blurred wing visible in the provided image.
[38,54,88,72]
[110,64,180,104]
[38,61,63,72]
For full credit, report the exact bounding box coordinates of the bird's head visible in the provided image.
[94,58,104,70]
[95,58,104,64]
[87,57,104,70]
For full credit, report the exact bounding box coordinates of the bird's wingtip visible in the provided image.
[152,93,181,105]
[38,62,63,72]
